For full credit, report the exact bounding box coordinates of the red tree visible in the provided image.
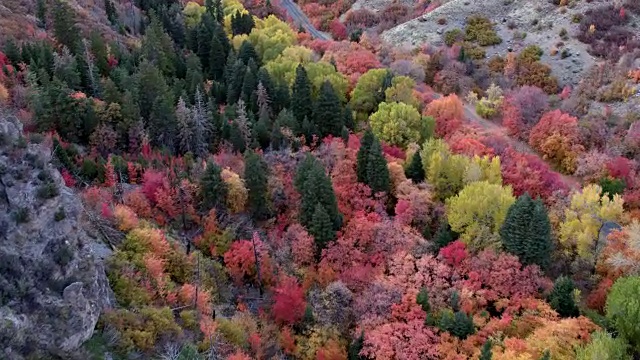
[272,275,307,325]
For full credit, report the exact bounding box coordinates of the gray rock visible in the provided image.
[0,112,114,359]
[436,28,444,34]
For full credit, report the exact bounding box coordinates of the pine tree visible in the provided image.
[274,81,291,114]
[313,80,343,138]
[366,138,390,194]
[356,129,374,183]
[405,151,425,183]
[539,350,550,360]
[196,22,213,72]
[348,332,365,360]
[244,150,271,220]
[479,340,492,360]
[291,64,313,124]
[500,193,552,269]
[440,310,475,339]
[105,0,118,25]
[89,31,109,76]
[433,221,459,253]
[37,0,47,29]
[209,36,226,81]
[185,54,204,102]
[53,0,81,53]
[238,41,260,67]
[296,155,341,230]
[226,59,246,104]
[200,161,227,210]
[343,105,355,131]
[548,276,579,317]
[3,39,21,65]
[241,67,257,110]
[309,203,335,258]
[416,288,431,313]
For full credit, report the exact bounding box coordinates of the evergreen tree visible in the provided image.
[3,39,21,65]
[499,193,552,269]
[105,0,118,25]
[356,129,374,183]
[226,59,246,104]
[416,288,431,313]
[405,151,425,183]
[348,332,365,360]
[309,203,335,258]
[37,0,47,29]
[433,221,459,253]
[53,0,81,53]
[244,150,271,220]
[548,276,580,317]
[296,154,341,230]
[231,12,255,36]
[209,36,226,81]
[229,122,246,153]
[366,138,390,194]
[149,91,177,151]
[539,350,550,360]
[241,67,257,110]
[440,310,475,340]
[196,21,213,72]
[184,53,204,102]
[274,81,291,114]
[343,105,355,131]
[89,31,110,76]
[375,70,393,104]
[291,64,312,124]
[200,161,227,210]
[479,340,492,360]
[313,80,343,138]
[238,40,260,67]
[213,24,231,60]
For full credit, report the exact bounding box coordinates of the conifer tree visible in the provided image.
[274,81,291,114]
[185,54,204,102]
[241,67,257,110]
[416,288,431,313]
[196,21,213,72]
[3,39,21,65]
[291,64,312,124]
[244,150,271,220]
[539,350,550,360]
[405,151,425,183]
[310,203,335,258]
[500,193,552,269]
[37,0,47,29]
[366,138,390,194]
[433,221,459,253]
[238,40,260,67]
[53,0,81,53]
[227,59,246,104]
[356,129,374,183]
[296,155,341,230]
[479,340,492,360]
[313,80,343,138]
[343,105,355,131]
[105,0,118,25]
[348,332,365,360]
[200,161,227,210]
[209,36,226,81]
[548,276,580,317]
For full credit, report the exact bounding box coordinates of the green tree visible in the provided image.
[416,288,431,313]
[141,14,177,77]
[238,40,260,67]
[539,350,550,360]
[439,310,475,339]
[366,138,390,194]
[185,53,204,102]
[599,177,626,200]
[369,101,423,147]
[209,36,226,81]
[105,0,118,25]
[349,68,389,121]
[244,150,271,220]
[575,330,630,360]
[89,31,109,76]
[348,332,365,360]
[309,203,335,258]
[200,161,227,210]
[343,105,355,130]
[241,67,257,109]
[433,221,459,253]
[548,276,580,318]
[226,59,246,105]
[356,129,374,183]
[479,340,492,360]
[53,0,80,53]
[500,193,552,269]
[606,276,640,352]
[313,80,343,138]
[405,151,425,183]
[296,154,341,230]
[291,64,313,124]
[37,0,47,29]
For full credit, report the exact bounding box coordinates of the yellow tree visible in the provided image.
[248,15,297,62]
[369,101,424,147]
[559,184,624,260]
[350,68,389,121]
[385,76,420,110]
[446,181,515,245]
[463,155,502,185]
[421,138,469,200]
[183,2,206,28]
[221,168,248,213]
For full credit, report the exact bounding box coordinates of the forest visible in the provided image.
[0,0,640,359]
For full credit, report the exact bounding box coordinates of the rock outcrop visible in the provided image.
[0,112,114,359]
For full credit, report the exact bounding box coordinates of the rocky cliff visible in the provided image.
[0,112,114,359]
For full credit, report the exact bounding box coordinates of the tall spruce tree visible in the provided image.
[348,332,365,360]
[291,64,313,124]
[500,193,552,269]
[200,161,227,210]
[548,276,580,317]
[296,155,341,230]
[343,105,355,131]
[405,151,425,183]
[366,138,390,194]
[238,40,260,67]
[309,203,335,258]
[479,340,492,360]
[244,150,271,220]
[313,80,343,138]
[227,59,246,104]
[37,0,47,29]
[209,36,226,81]
[53,0,81,53]
[356,129,375,183]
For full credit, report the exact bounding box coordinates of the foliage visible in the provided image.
[529,110,584,174]
[548,276,580,318]
[465,16,502,46]
[446,181,515,245]
[575,330,630,360]
[369,101,424,147]
[272,275,306,325]
[606,276,640,351]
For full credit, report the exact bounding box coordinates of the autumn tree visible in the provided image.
[350,68,390,121]
[559,184,624,261]
[272,275,306,325]
[575,330,630,360]
[421,138,469,200]
[424,94,464,138]
[244,150,271,220]
[446,181,515,248]
[606,276,640,352]
[529,110,584,173]
[369,101,424,147]
[500,193,552,269]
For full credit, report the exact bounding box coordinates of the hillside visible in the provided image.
[1,0,640,359]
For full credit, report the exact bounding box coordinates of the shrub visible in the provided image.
[12,207,29,224]
[465,16,502,46]
[518,45,543,63]
[54,207,66,221]
[444,29,464,46]
[37,182,59,199]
